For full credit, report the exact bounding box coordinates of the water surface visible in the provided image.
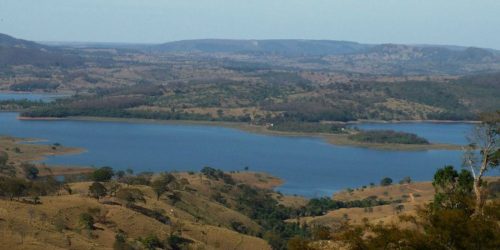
[0,92,68,102]
[0,112,477,197]
[353,122,473,145]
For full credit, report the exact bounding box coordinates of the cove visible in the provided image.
[0,112,473,197]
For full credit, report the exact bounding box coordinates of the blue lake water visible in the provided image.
[352,122,473,145]
[0,92,68,102]
[0,111,484,197]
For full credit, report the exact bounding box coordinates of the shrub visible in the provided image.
[380,177,393,186]
[230,221,249,234]
[139,235,162,250]
[116,188,145,204]
[79,212,94,230]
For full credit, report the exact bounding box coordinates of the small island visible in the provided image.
[348,130,430,145]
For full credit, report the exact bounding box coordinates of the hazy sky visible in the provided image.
[1,0,499,49]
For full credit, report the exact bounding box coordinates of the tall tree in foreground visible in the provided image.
[463,111,499,215]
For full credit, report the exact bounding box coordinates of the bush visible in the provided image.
[116,188,145,204]
[380,177,393,186]
[79,212,94,230]
[230,221,249,234]
[139,235,162,250]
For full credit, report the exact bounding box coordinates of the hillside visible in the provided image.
[0,33,83,68]
[1,32,500,129]
[1,134,499,249]
[148,39,500,74]
[0,137,293,249]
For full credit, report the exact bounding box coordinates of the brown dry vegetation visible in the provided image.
[297,177,499,229]
[0,136,91,177]
[0,185,270,250]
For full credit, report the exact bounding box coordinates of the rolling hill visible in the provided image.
[0,33,83,68]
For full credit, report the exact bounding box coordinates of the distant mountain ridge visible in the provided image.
[1,33,500,75]
[148,39,500,74]
[150,38,499,56]
[149,39,372,56]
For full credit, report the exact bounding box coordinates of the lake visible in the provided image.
[0,92,68,102]
[0,111,481,197]
[352,122,474,145]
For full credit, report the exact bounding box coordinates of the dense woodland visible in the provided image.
[348,130,430,144]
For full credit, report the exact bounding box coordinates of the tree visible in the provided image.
[380,177,393,186]
[116,188,145,205]
[151,173,176,200]
[21,163,39,180]
[91,166,115,182]
[463,111,499,215]
[89,182,107,199]
[432,166,474,210]
[0,177,27,200]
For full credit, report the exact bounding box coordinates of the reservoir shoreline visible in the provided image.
[18,115,465,151]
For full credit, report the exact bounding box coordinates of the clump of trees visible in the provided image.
[269,122,346,134]
[296,197,389,217]
[349,130,430,144]
[91,166,114,182]
[201,166,235,185]
[0,174,61,203]
[9,81,59,91]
